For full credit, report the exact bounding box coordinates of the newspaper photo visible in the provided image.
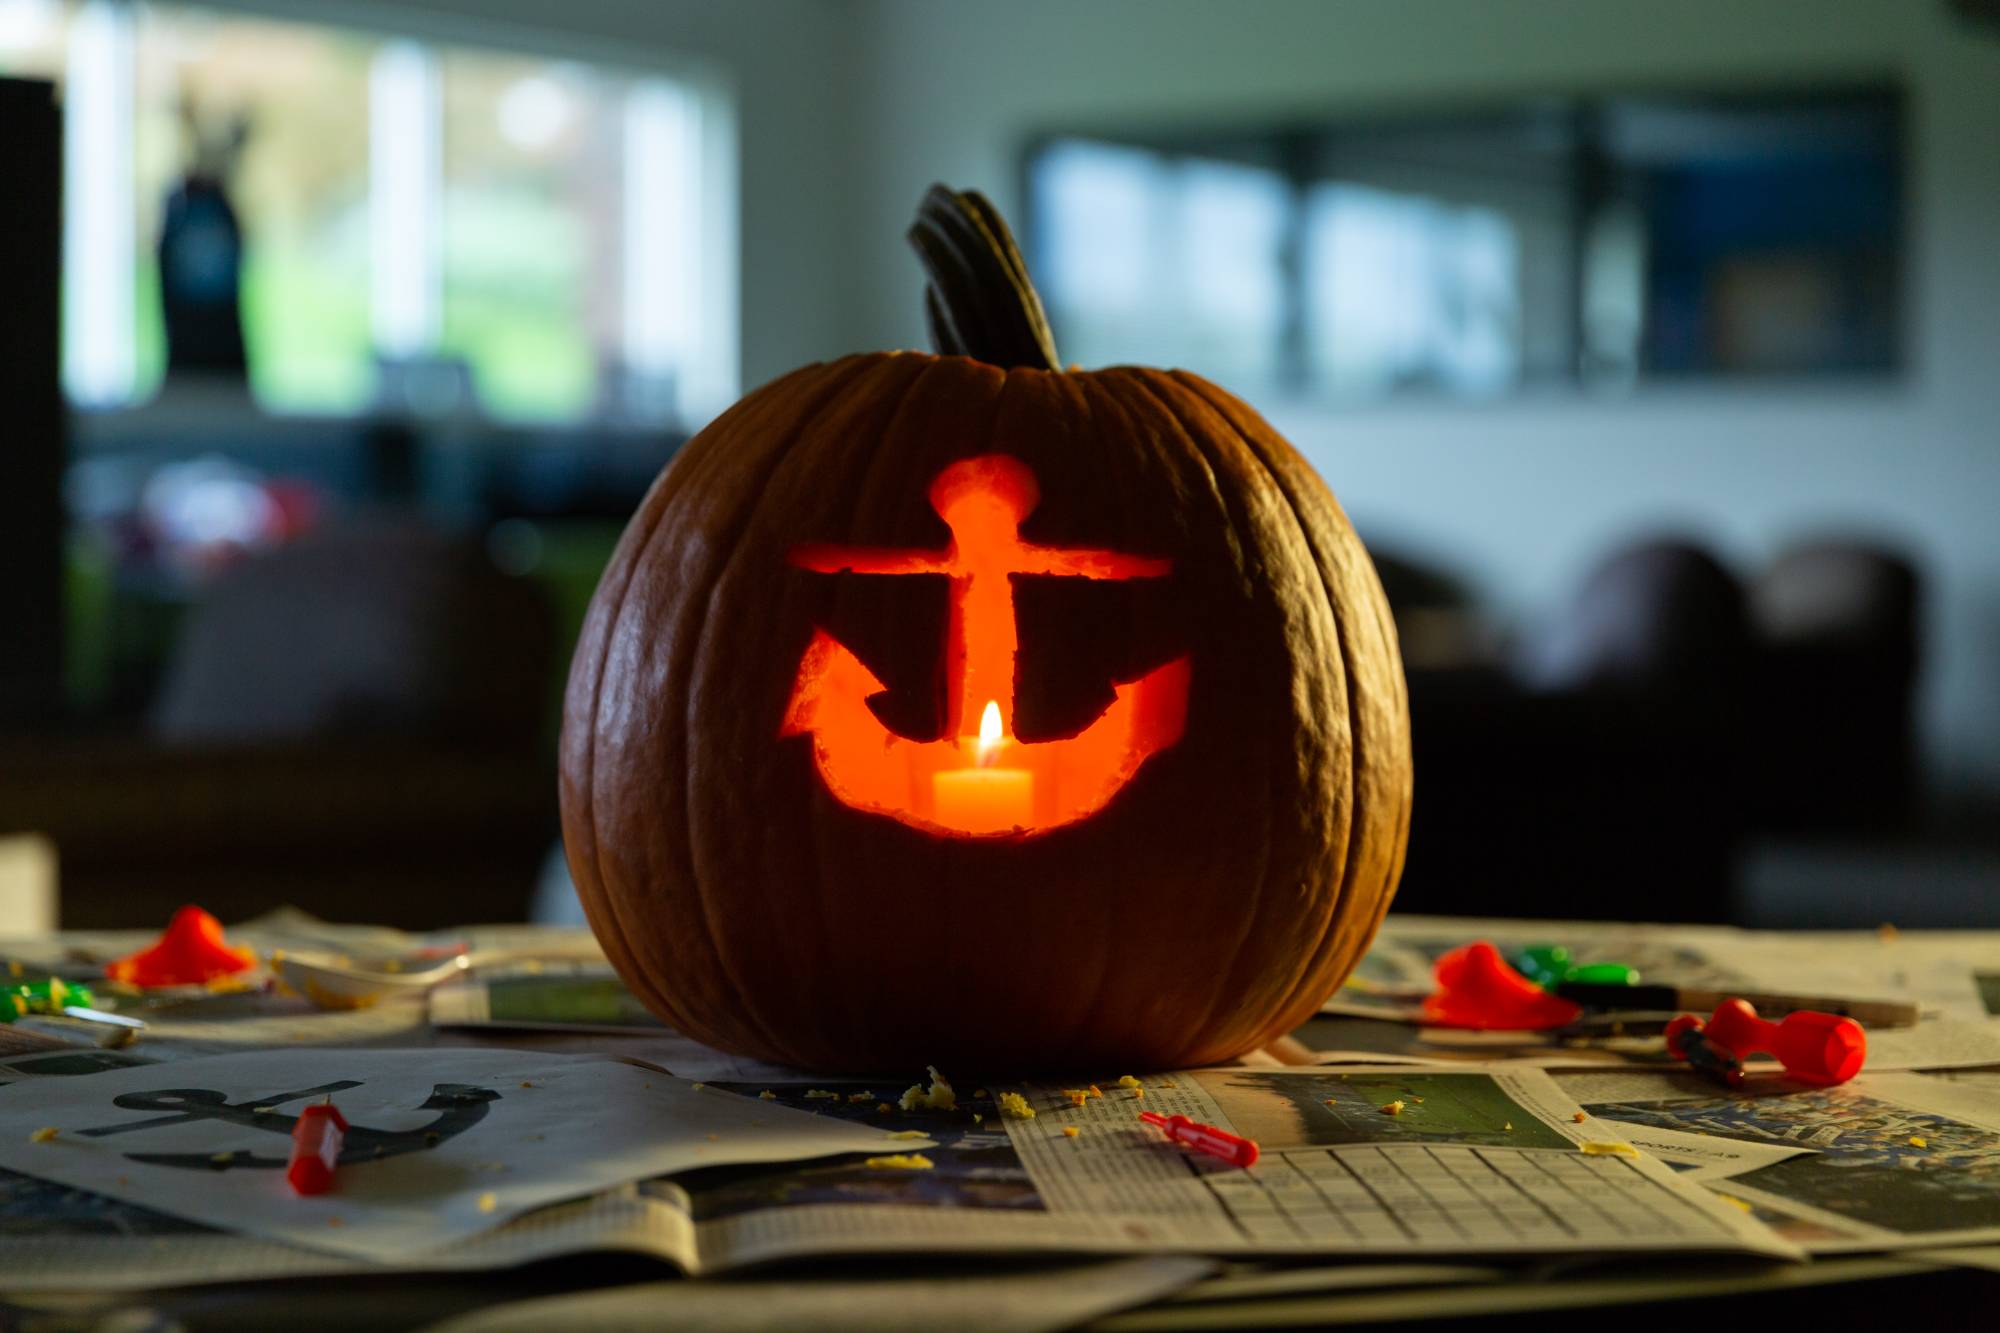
[1577,1071,2000,1252]
[430,969,673,1036]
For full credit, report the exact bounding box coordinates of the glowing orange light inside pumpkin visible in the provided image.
[781,454,1189,837]
[933,699,1034,834]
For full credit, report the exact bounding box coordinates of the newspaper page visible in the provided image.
[0,1063,1796,1291]
[1342,916,2000,1024]
[1333,916,1768,1017]
[1317,915,2000,1072]
[419,1258,1219,1333]
[0,1049,925,1268]
[1294,1013,2000,1075]
[678,1067,1798,1271]
[1572,1070,2000,1252]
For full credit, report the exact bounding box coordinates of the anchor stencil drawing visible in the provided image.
[782,454,1190,835]
[76,1080,501,1171]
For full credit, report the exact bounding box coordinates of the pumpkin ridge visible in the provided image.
[797,355,996,1063]
[985,368,1126,1065]
[1168,370,1409,1034]
[573,364,820,1038]
[678,354,935,1065]
[1112,366,1360,1056]
[1094,368,1285,1059]
[1056,368,1192,1056]
[925,364,1039,1055]
[1051,370,1221,1063]
[597,357,893,1056]
[1131,371,1359,1050]
[1163,373,1374,1033]
[569,358,863,1037]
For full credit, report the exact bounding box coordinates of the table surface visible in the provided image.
[3,914,1997,1332]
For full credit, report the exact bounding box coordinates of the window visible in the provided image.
[439,52,612,420]
[131,5,374,409]
[1025,85,1904,401]
[1,0,735,424]
[1305,184,1523,396]
[1033,141,1288,399]
[0,0,66,77]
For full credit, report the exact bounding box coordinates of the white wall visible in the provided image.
[844,0,2000,799]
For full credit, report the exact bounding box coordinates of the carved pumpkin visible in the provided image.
[561,186,1411,1072]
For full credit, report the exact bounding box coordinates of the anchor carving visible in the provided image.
[76,1080,501,1171]
[782,454,1189,836]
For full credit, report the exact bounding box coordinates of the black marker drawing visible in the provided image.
[76,1081,501,1171]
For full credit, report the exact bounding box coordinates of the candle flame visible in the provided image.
[976,699,1004,765]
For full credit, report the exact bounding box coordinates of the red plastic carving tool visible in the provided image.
[287,1099,350,1195]
[1139,1111,1260,1168]
[1665,998,1866,1087]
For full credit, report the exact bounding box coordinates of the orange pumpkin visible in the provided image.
[561,186,1410,1072]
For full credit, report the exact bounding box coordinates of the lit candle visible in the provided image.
[932,700,1034,834]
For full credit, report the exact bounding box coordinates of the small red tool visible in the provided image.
[1423,941,1584,1031]
[286,1099,349,1195]
[1139,1111,1260,1168]
[1665,998,1866,1087]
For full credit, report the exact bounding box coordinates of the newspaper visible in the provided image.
[669,1067,1795,1270]
[419,1258,1219,1333]
[1317,914,2000,1073]
[17,910,1996,1298]
[0,1063,1796,1291]
[1296,1013,2000,1075]
[430,969,671,1036]
[1573,1070,2000,1252]
[1346,916,2000,1023]
[0,1048,928,1266]
[1,908,608,975]
[1091,1252,1943,1331]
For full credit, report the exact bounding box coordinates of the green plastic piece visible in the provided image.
[3,977,96,1017]
[1515,945,1639,989]
[1566,962,1640,986]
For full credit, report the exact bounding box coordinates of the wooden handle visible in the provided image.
[907,184,1061,371]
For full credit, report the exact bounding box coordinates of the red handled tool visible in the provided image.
[1138,1111,1259,1168]
[286,1099,349,1195]
[1665,998,1866,1088]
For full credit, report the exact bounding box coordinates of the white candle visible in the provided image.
[931,700,1034,834]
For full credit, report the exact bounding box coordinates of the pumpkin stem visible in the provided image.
[908,185,1061,372]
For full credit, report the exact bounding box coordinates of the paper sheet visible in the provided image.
[418,1257,1219,1333]
[669,1067,1798,1272]
[0,1047,930,1263]
[1348,915,2000,1023]
[1575,1070,2000,1252]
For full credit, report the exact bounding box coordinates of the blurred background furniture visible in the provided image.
[0,524,558,929]
[0,78,63,732]
[1384,535,1922,923]
[1748,541,1922,832]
